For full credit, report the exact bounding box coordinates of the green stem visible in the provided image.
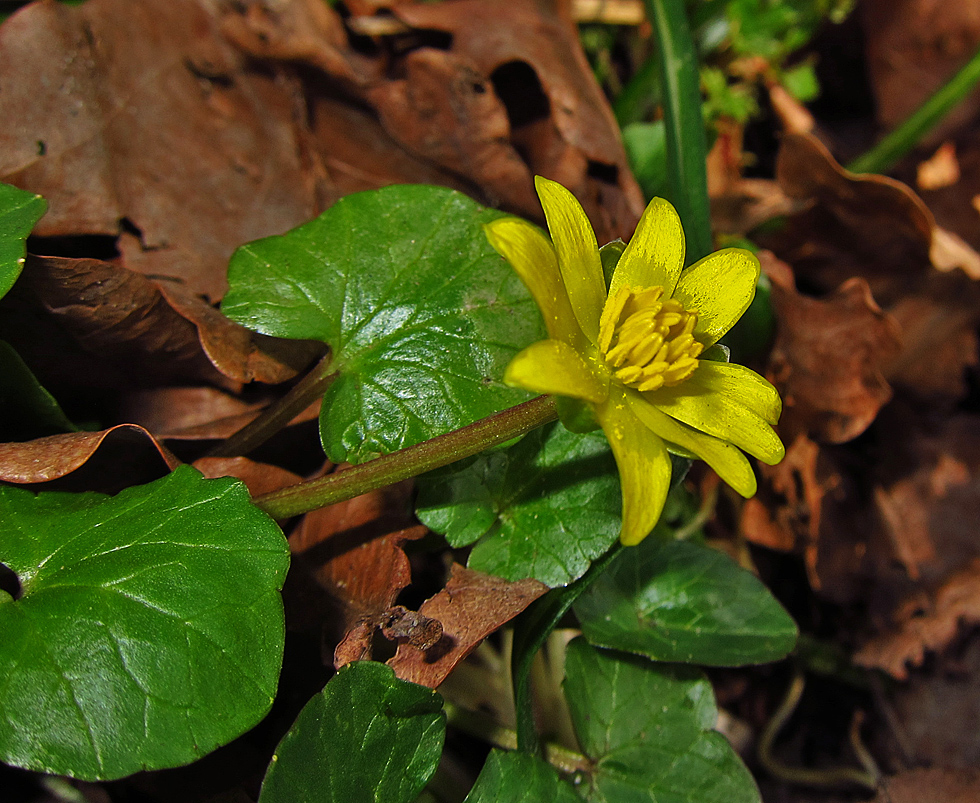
[511,544,623,755]
[443,702,590,775]
[847,45,980,175]
[206,353,336,459]
[645,0,712,263]
[252,395,557,520]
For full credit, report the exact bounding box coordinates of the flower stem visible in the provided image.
[252,395,558,520]
[206,353,336,458]
[847,45,980,175]
[645,0,712,263]
[511,543,623,756]
[444,702,591,775]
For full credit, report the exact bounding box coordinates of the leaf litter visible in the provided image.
[3,0,980,799]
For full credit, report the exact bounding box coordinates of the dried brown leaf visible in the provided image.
[192,456,302,497]
[856,558,980,680]
[0,425,178,492]
[155,281,323,385]
[389,0,644,241]
[388,564,547,688]
[763,252,901,444]
[224,0,644,243]
[0,0,322,300]
[776,133,934,293]
[289,481,427,663]
[862,0,980,139]
[0,256,317,399]
[874,768,980,803]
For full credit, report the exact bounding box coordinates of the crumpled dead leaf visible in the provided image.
[288,480,428,664]
[848,410,980,677]
[763,251,901,444]
[0,425,178,492]
[776,133,933,290]
[0,0,322,300]
[193,456,302,497]
[387,563,547,688]
[0,255,318,395]
[856,558,980,680]
[764,133,980,403]
[739,432,874,601]
[155,280,323,385]
[776,132,980,287]
[221,0,645,243]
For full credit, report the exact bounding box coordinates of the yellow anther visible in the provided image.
[598,284,702,391]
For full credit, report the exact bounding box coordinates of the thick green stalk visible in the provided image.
[644,0,712,263]
[848,46,980,175]
[252,395,557,520]
[511,544,623,755]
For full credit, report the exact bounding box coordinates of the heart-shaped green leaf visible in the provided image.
[574,538,797,665]
[415,422,621,587]
[463,749,581,803]
[0,466,289,780]
[259,661,444,803]
[0,182,46,300]
[221,185,543,464]
[564,638,760,803]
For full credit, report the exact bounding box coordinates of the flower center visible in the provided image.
[597,285,703,392]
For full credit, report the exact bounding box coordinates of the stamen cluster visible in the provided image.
[598,285,702,392]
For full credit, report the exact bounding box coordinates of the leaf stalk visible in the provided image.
[252,395,557,520]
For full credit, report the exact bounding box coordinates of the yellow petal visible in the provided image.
[625,391,757,497]
[504,339,610,403]
[483,217,585,348]
[683,361,782,425]
[671,248,760,346]
[534,176,605,343]
[596,389,672,545]
[644,380,785,465]
[609,197,685,299]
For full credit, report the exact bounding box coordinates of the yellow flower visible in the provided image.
[485,177,785,546]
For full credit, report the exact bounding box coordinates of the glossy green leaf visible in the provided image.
[259,662,444,803]
[0,466,289,780]
[415,422,620,587]
[0,339,78,441]
[564,638,759,803]
[574,538,797,666]
[463,749,582,803]
[0,182,46,300]
[221,185,543,464]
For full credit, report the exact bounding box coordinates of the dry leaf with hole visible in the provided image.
[289,481,428,665]
[223,0,644,243]
[388,563,547,688]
